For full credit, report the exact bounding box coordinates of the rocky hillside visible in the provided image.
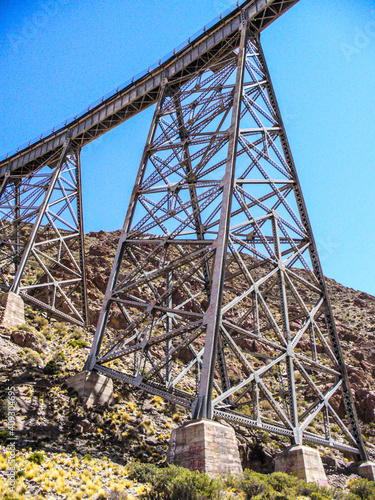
[0,230,375,499]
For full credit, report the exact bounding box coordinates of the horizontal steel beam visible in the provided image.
[94,364,360,455]
[95,364,193,409]
[0,0,298,178]
[214,410,360,454]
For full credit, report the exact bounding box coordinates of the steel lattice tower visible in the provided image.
[83,24,367,460]
[0,0,369,468]
[0,138,87,325]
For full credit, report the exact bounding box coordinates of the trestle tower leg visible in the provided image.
[82,22,368,477]
[0,136,87,326]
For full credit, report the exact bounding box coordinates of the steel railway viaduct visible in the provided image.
[1,0,374,482]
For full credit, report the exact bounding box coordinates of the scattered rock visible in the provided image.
[81,419,96,433]
[353,298,366,308]
[322,455,339,470]
[0,336,21,367]
[352,349,365,362]
[355,388,375,423]
[11,330,43,352]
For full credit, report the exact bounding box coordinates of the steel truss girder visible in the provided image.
[0,137,88,325]
[85,26,367,460]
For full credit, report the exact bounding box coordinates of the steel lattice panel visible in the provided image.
[85,29,367,459]
[0,142,87,325]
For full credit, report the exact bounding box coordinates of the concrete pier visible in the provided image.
[0,292,25,328]
[274,445,328,487]
[167,419,243,476]
[357,462,375,482]
[66,370,114,408]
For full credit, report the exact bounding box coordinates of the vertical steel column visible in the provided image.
[193,26,248,420]
[14,180,21,272]
[173,95,210,285]
[255,32,367,460]
[166,269,172,385]
[85,83,168,371]
[10,139,71,295]
[0,170,9,200]
[174,93,230,396]
[272,212,299,443]
[75,148,88,325]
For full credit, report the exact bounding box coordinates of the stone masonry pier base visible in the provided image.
[167,419,243,476]
[357,462,375,482]
[0,292,25,328]
[275,445,328,487]
[66,370,114,408]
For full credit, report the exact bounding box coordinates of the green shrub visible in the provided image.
[35,331,47,346]
[225,470,333,500]
[34,315,48,328]
[310,493,333,500]
[41,325,52,339]
[126,463,222,500]
[267,471,302,493]
[349,479,375,500]
[13,453,362,500]
[18,324,37,334]
[0,429,11,443]
[68,339,88,348]
[27,451,44,464]
[21,347,42,367]
[71,327,84,340]
[162,466,221,500]
[43,359,59,375]
[226,470,275,500]
[126,461,159,484]
[343,494,363,500]
[54,322,68,334]
[54,351,66,362]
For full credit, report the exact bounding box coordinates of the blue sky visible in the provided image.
[0,0,375,296]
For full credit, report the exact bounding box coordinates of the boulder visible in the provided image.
[351,349,365,362]
[81,419,96,434]
[11,330,43,353]
[368,349,375,364]
[355,388,375,423]
[353,298,365,308]
[335,323,357,342]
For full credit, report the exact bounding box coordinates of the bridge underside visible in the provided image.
[0,0,298,179]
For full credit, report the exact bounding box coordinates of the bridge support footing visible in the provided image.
[167,419,243,476]
[0,292,25,328]
[274,445,328,487]
[356,462,375,482]
[66,370,114,408]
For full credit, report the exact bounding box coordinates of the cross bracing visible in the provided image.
[0,139,87,325]
[0,1,300,339]
[84,27,367,460]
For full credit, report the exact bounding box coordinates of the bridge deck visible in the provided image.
[0,0,298,177]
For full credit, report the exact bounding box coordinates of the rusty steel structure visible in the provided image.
[0,0,368,460]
